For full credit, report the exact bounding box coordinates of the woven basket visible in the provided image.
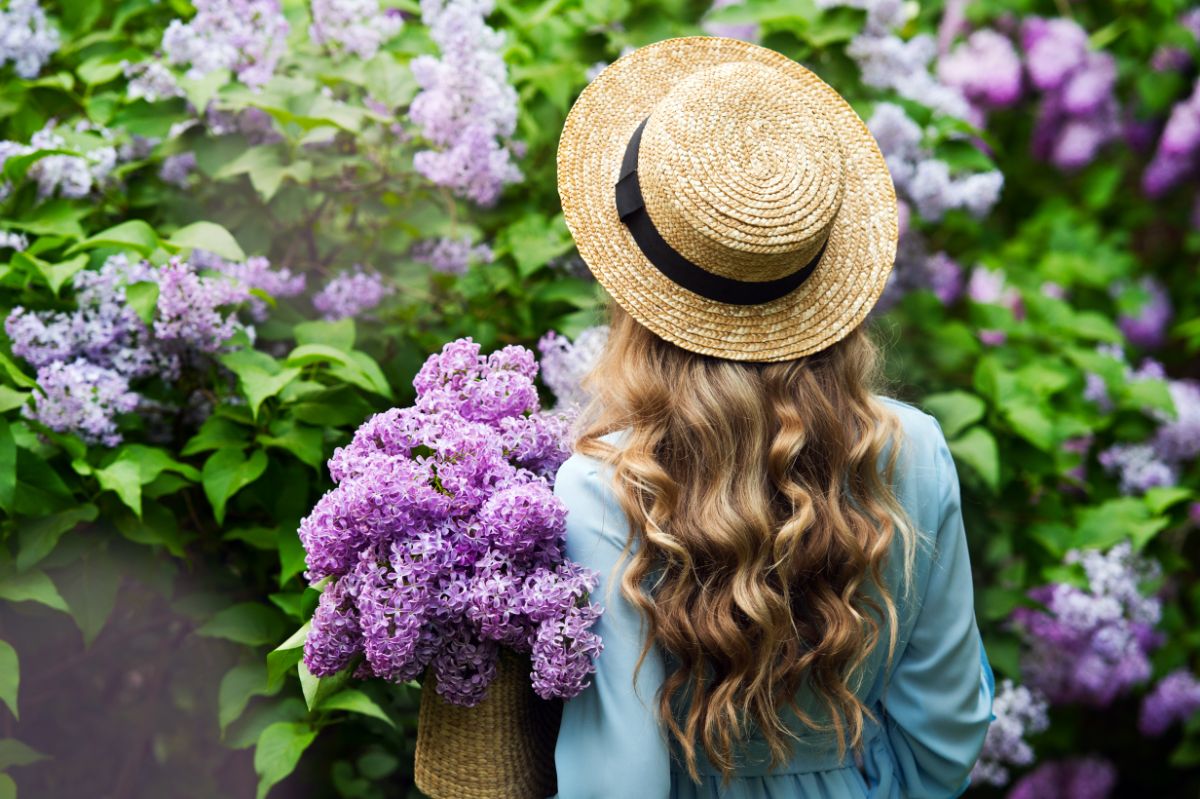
[414,649,562,799]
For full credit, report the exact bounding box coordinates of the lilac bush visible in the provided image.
[300,338,602,704]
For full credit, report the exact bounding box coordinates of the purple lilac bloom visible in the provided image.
[537,327,608,410]
[162,0,290,88]
[26,359,139,446]
[867,103,1003,223]
[967,266,1022,345]
[1115,277,1172,349]
[1021,18,1121,171]
[309,0,403,59]
[313,267,392,321]
[938,29,1023,110]
[410,236,494,276]
[154,257,251,351]
[1143,76,1200,196]
[191,249,305,321]
[972,679,1049,787]
[1011,542,1162,707]
[408,0,522,205]
[0,124,118,201]
[0,0,59,78]
[1139,669,1200,736]
[1006,757,1117,799]
[123,60,182,102]
[0,231,27,251]
[158,152,196,188]
[300,338,601,703]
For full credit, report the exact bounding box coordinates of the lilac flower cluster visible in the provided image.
[1021,18,1120,171]
[162,0,290,88]
[1010,542,1162,707]
[1006,757,1118,799]
[0,123,118,202]
[191,248,305,321]
[408,0,522,205]
[938,29,1023,115]
[972,679,1049,787]
[1139,669,1200,736]
[0,231,28,251]
[0,0,59,78]
[300,338,602,704]
[1115,277,1172,350]
[410,236,494,276]
[537,327,608,410]
[158,152,196,188]
[309,0,403,59]
[312,267,392,321]
[966,265,1023,345]
[123,60,182,103]
[6,251,296,444]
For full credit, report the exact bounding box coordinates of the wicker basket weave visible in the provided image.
[414,648,562,799]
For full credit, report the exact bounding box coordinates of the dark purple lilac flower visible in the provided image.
[309,0,403,59]
[158,152,196,188]
[1006,757,1117,799]
[162,0,290,88]
[1116,277,1172,349]
[1139,669,1200,736]
[972,679,1049,787]
[1011,542,1161,707]
[313,267,392,321]
[300,338,601,703]
[0,0,59,79]
[408,0,522,205]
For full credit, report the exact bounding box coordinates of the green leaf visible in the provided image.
[259,420,323,470]
[196,602,288,647]
[291,385,372,427]
[921,391,986,439]
[0,738,47,769]
[220,662,280,734]
[178,69,231,112]
[182,414,251,456]
[1001,401,1056,451]
[0,386,31,414]
[1145,486,1193,516]
[0,567,68,612]
[0,639,18,719]
[298,660,351,712]
[947,426,999,493]
[16,504,98,571]
[124,281,159,326]
[1073,499,1169,552]
[276,525,306,586]
[254,722,317,799]
[328,351,392,399]
[201,448,269,524]
[58,547,124,646]
[168,221,246,262]
[219,350,301,419]
[293,318,355,350]
[95,459,143,517]
[16,252,88,296]
[65,220,158,257]
[497,213,573,277]
[318,689,394,727]
[284,344,349,368]
[0,772,13,799]
[0,418,14,514]
[267,622,310,691]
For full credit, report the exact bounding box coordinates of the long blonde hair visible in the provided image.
[574,303,920,783]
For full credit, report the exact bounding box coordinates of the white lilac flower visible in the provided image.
[123,60,183,102]
[0,0,59,78]
[537,326,609,410]
[162,0,290,88]
[971,679,1049,787]
[309,0,403,59]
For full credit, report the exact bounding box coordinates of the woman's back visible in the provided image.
[551,396,995,799]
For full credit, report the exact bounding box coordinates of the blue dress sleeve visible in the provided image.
[876,424,995,799]
[550,455,672,799]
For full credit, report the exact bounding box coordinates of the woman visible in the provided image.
[549,37,995,798]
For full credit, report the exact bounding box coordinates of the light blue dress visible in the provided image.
[550,397,996,799]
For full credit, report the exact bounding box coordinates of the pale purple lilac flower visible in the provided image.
[1116,277,1172,349]
[26,360,139,447]
[410,236,494,276]
[867,103,1003,223]
[313,267,392,321]
[309,0,403,59]
[0,0,59,78]
[972,679,1049,787]
[123,60,182,102]
[204,106,282,144]
[162,0,290,88]
[537,327,608,410]
[1006,757,1117,799]
[1098,443,1177,495]
[1021,18,1121,171]
[0,124,118,201]
[191,249,305,321]
[158,152,196,188]
[1139,669,1200,736]
[938,29,1023,110]
[408,0,522,205]
[847,32,975,122]
[1010,542,1162,707]
[301,338,600,703]
[154,257,251,350]
[0,231,27,251]
[967,266,1022,345]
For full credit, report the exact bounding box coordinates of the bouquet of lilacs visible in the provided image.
[299,338,603,705]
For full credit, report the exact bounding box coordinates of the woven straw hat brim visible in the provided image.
[557,37,898,362]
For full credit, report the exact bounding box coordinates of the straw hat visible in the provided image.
[557,37,898,362]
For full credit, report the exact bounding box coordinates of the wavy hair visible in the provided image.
[574,303,921,783]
